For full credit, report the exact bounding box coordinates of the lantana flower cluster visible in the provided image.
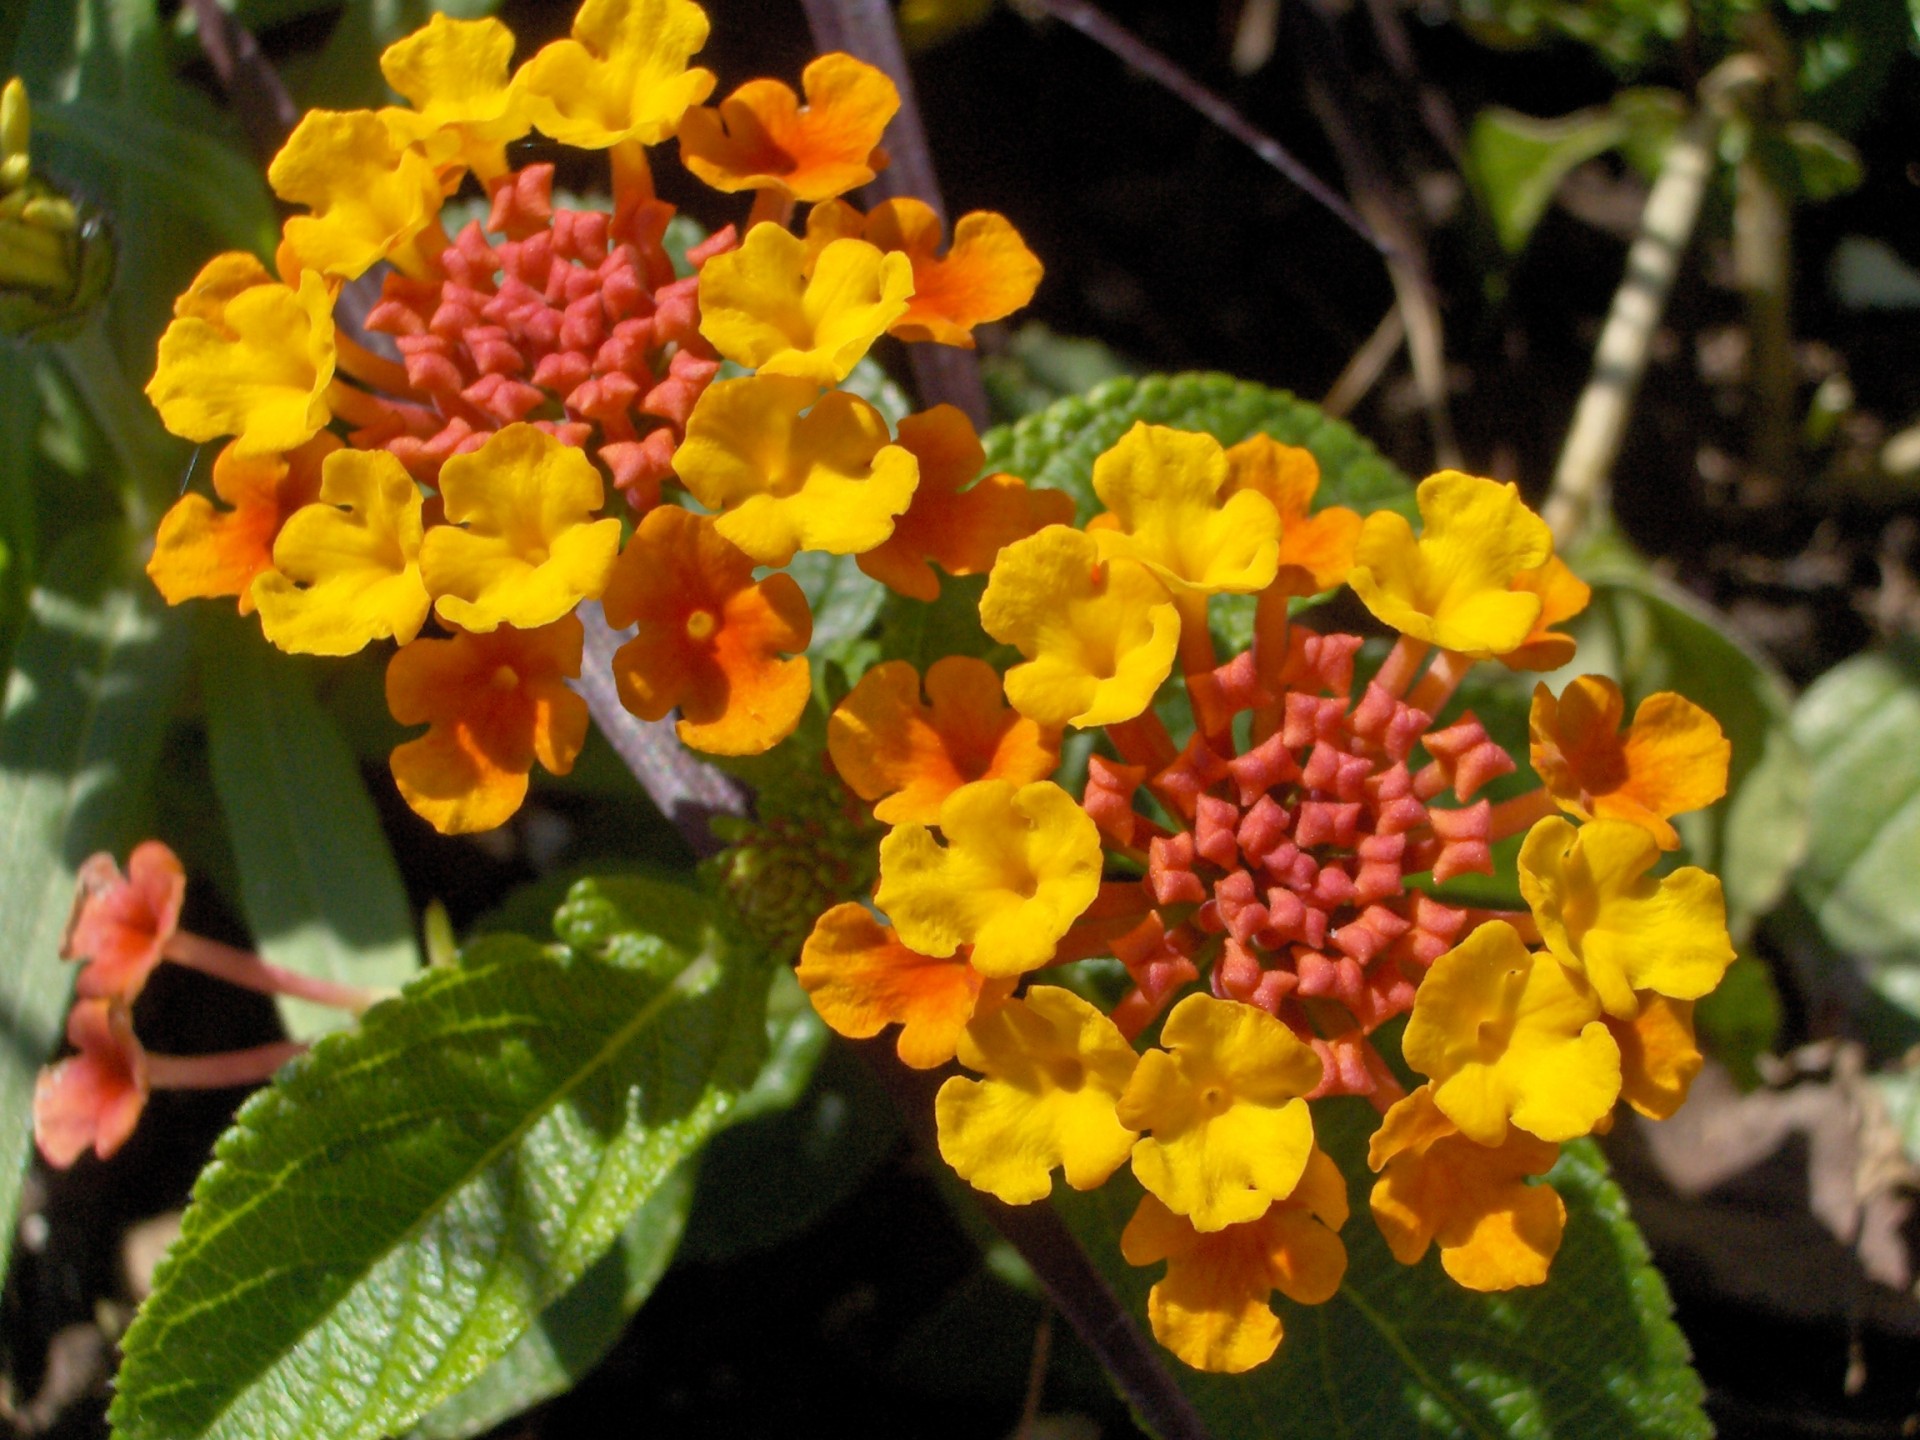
[142,0,1050,833]
[799,435,1736,1374]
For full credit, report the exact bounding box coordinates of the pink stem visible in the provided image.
[1488,787,1558,841]
[1406,649,1476,716]
[146,1041,306,1090]
[1373,635,1430,699]
[163,932,391,1014]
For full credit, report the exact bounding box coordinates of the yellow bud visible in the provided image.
[1,79,29,165]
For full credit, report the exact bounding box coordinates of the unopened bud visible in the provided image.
[0,75,113,341]
[0,79,29,168]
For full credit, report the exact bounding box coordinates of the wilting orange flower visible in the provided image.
[1368,1084,1566,1292]
[829,656,1061,826]
[61,842,185,1002]
[1499,556,1591,672]
[1529,675,1730,850]
[856,405,1073,602]
[600,505,812,755]
[33,1000,147,1168]
[678,52,897,203]
[1121,1147,1348,1373]
[797,903,1014,1068]
[385,616,590,834]
[807,197,1042,348]
[147,434,338,615]
[1608,993,1703,1121]
[1220,435,1362,596]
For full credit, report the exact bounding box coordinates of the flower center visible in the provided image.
[684,608,718,642]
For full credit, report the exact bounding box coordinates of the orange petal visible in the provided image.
[62,842,185,1003]
[678,52,897,202]
[1499,555,1592,672]
[1608,993,1702,1120]
[797,902,1013,1068]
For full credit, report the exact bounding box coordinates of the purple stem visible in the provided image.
[798,0,991,428]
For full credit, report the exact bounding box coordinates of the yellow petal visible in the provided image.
[1091,423,1279,595]
[269,108,444,280]
[516,0,715,149]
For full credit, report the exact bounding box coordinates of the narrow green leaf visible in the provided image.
[1789,644,1920,1015]
[109,905,769,1440]
[1564,569,1810,943]
[0,523,190,1290]
[197,608,420,1038]
[1055,1097,1709,1440]
[1467,104,1628,253]
[408,1162,696,1440]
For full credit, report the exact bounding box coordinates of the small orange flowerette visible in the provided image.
[600,505,813,755]
[385,615,591,833]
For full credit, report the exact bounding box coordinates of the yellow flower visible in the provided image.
[1401,920,1619,1146]
[874,778,1101,978]
[934,985,1140,1204]
[1116,993,1323,1231]
[515,0,716,150]
[268,109,444,280]
[252,447,430,655]
[1368,1084,1566,1292]
[145,253,335,457]
[1518,816,1736,1020]
[379,14,529,183]
[1121,1148,1347,1373]
[1530,675,1730,850]
[1608,993,1703,1120]
[1348,470,1553,655]
[1088,423,1279,595]
[698,222,913,385]
[674,375,919,567]
[419,423,623,633]
[979,525,1180,728]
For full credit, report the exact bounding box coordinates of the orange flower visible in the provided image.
[61,842,186,1003]
[797,902,1014,1068]
[385,616,589,834]
[808,197,1042,348]
[1221,435,1362,596]
[1120,1148,1348,1373]
[677,52,897,203]
[1367,1084,1566,1291]
[1529,675,1730,850]
[1608,993,1703,1121]
[856,404,1073,602]
[600,505,812,755]
[1500,556,1592,672]
[33,1000,147,1168]
[147,433,338,615]
[828,656,1061,825]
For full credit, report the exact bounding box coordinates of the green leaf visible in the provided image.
[109,903,770,1440]
[0,523,190,1291]
[979,372,1413,525]
[408,1162,696,1440]
[1789,644,1920,1014]
[983,322,1136,423]
[1562,566,1809,944]
[1055,1097,1709,1440]
[1467,104,1628,253]
[196,608,420,1039]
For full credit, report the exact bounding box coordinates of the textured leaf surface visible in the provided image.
[0,525,189,1292]
[409,1163,696,1440]
[980,371,1413,523]
[1563,568,1809,943]
[1790,644,1920,1015]
[1055,1097,1709,1440]
[198,608,420,1038]
[109,895,769,1440]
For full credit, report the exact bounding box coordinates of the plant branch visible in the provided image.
[1029,0,1395,266]
[182,0,298,162]
[799,0,990,428]
[1541,97,1725,544]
